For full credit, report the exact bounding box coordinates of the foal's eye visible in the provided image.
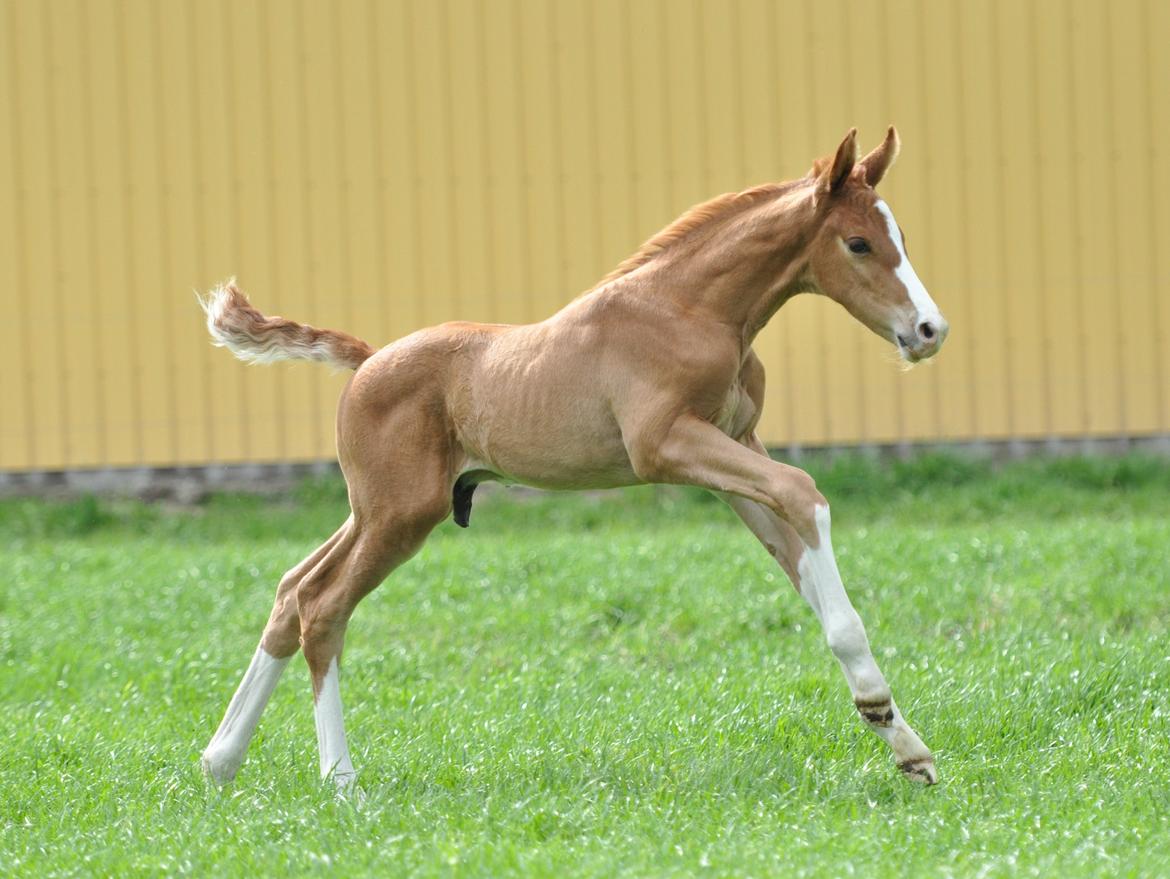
[847,237,871,255]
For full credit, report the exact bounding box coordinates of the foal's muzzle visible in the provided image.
[897,315,949,362]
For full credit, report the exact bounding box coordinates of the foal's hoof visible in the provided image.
[339,783,367,806]
[897,757,938,785]
[200,748,240,786]
[331,772,366,805]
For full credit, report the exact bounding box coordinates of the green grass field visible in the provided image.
[2,453,1170,877]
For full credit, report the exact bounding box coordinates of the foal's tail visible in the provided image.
[199,281,375,371]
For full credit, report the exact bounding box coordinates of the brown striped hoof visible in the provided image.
[897,757,938,785]
[854,697,895,727]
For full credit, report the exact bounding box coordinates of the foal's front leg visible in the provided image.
[724,492,936,784]
[630,417,935,783]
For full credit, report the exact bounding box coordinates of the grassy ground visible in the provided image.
[2,453,1169,877]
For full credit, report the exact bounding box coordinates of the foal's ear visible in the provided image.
[859,125,901,187]
[814,128,858,196]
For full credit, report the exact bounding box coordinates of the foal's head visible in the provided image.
[803,127,947,363]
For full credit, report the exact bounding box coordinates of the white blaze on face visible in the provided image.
[874,200,942,327]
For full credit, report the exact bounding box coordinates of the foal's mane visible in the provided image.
[593,180,802,289]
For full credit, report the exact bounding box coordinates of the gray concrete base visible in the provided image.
[3,436,1170,500]
[775,434,1170,464]
[0,460,340,502]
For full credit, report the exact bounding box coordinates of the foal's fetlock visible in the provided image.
[851,677,894,727]
[854,695,895,727]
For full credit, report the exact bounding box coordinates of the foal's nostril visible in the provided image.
[918,321,937,343]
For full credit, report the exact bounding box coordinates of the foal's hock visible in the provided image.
[200,127,947,791]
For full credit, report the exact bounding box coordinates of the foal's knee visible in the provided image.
[766,467,827,546]
[824,610,870,664]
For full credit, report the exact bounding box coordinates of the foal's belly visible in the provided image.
[455,379,755,490]
[456,395,640,491]
[450,338,640,490]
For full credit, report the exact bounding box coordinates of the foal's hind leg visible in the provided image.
[295,493,449,791]
[201,524,347,784]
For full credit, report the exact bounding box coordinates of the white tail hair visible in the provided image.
[199,281,375,371]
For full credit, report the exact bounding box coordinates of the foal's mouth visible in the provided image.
[895,329,946,364]
[896,334,922,364]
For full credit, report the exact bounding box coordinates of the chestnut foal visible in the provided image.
[200,127,948,791]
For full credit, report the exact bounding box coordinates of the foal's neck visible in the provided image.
[635,184,818,346]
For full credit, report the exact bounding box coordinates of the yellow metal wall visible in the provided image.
[2,0,1168,471]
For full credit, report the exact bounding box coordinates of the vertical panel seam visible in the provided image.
[439,0,463,318]
[331,2,355,335]
[1024,0,1053,438]
[694,0,711,194]
[5,0,35,466]
[1102,5,1126,435]
[1141,0,1166,429]
[366,0,390,344]
[949,0,977,440]
[509,0,534,319]
[584,0,603,274]
[114,0,144,462]
[221,0,251,459]
[988,0,1014,438]
[546,0,568,299]
[149,0,178,462]
[657,0,675,224]
[78,0,108,463]
[258,0,287,459]
[1063,3,1089,435]
[292,0,323,452]
[403,0,425,330]
[41,1,70,464]
[622,0,640,255]
[731,0,747,186]
[474,0,499,318]
[184,0,215,462]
